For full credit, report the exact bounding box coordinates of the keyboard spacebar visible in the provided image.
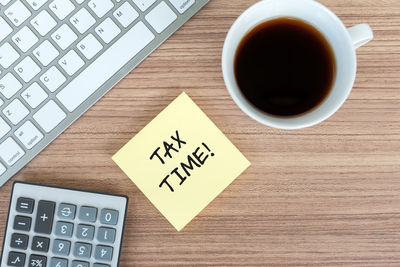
[57,22,155,112]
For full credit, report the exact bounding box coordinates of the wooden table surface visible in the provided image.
[1,0,400,266]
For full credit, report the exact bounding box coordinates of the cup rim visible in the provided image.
[222,0,357,130]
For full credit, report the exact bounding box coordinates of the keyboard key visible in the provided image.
[70,8,95,34]
[73,242,92,258]
[59,50,84,76]
[32,236,50,252]
[0,117,11,139]
[168,0,195,14]
[72,261,89,267]
[94,245,113,261]
[12,26,39,53]
[113,2,139,28]
[5,1,31,27]
[14,56,41,82]
[16,197,34,213]
[0,162,6,175]
[57,21,155,112]
[95,18,121,44]
[88,0,114,18]
[13,215,31,231]
[0,73,22,99]
[40,66,66,92]
[34,200,55,234]
[77,34,103,60]
[50,0,75,20]
[3,99,30,125]
[15,121,44,149]
[52,240,71,256]
[29,254,47,267]
[0,17,12,42]
[57,203,76,220]
[55,221,74,237]
[97,227,116,243]
[79,206,97,222]
[132,0,157,11]
[76,224,95,240]
[93,264,110,267]
[10,233,29,249]
[0,138,25,166]
[146,1,177,33]
[22,83,48,108]
[31,10,57,36]
[34,40,60,66]
[7,251,26,266]
[50,257,68,267]
[52,24,78,50]
[0,43,19,68]
[100,208,119,225]
[33,100,66,133]
[25,0,48,10]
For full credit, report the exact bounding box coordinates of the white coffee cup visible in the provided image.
[222,0,373,130]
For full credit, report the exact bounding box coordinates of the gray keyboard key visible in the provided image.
[34,200,55,234]
[52,239,71,256]
[55,221,74,237]
[76,224,95,240]
[72,260,89,267]
[16,197,34,214]
[73,242,92,259]
[32,236,50,252]
[94,245,113,261]
[14,215,31,231]
[97,227,116,243]
[79,206,97,222]
[10,233,29,249]
[100,208,118,225]
[93,264,110,267]
[7,252,25,266]
[29,254,47,267]
[50,257,68,267]
[57,203,76,220]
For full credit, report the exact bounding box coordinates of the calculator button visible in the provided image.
[55,221,74,237]
[10,233,29,249]
[73,242,92,259]
[7,251,26,266]
[34,200,55,234]
[94,245,113,261]
[79,206,97,222]
[32,236,50,252]
[28,254,47,267]
[57,203,76,220]
[50,257,68,267]
[72,261,89,267]
[100,208,118,225]
[16,197,34,214]
[97,227,116,244]
[76,224,95,240]
[93,263,110,267]
[52,239,71,256]
[14,215,31,231]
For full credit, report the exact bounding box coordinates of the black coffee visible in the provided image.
[234,18,336,117]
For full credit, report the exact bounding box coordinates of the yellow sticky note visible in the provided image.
[112,92,250,231]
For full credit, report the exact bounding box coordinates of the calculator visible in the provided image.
[1,182,128,267]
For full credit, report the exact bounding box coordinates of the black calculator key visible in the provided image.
[10,233,29,249]
[34,200,55,234]
[32,236,50,252]
[29,254,47,267]
[7,251,26,266]
[16,197,35,214]
[13,215,31,231]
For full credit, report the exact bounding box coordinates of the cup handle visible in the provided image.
[347,24,374,49]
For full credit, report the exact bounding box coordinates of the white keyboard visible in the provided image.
[0,0,209,187]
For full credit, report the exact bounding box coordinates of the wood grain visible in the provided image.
[1,0,400,266]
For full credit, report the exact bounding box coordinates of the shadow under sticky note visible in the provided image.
[112,92,251,231]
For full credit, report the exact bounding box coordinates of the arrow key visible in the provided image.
[57,203,76,220]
